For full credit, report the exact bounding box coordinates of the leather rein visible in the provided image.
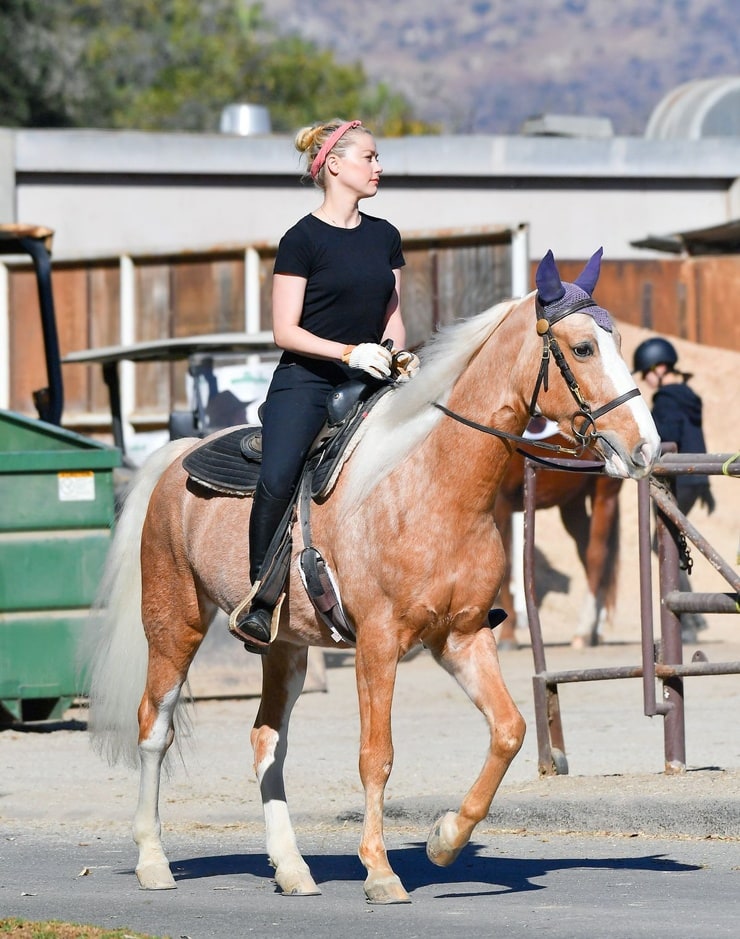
[432,296,641,464]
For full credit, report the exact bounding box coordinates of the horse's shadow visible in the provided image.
[532,546,571,605]
[157,840,701,897]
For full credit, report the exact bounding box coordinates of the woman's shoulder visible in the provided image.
[281,214,317,239]
[277,214,320,252]
[657,381,700,403]
[358,214,403,249]
[360,212,400,234]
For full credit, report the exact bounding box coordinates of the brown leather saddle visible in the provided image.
[182,379,391,498]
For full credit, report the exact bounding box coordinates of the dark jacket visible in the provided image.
[651,380,710,493]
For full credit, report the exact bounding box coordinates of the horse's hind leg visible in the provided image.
[558,495,598,648]
[252,642,320,897]
[426,626,525,867]
[133,586,206,889]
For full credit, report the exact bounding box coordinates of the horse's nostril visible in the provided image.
[633,440,655,469]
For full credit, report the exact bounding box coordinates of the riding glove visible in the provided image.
[342,342,392,378]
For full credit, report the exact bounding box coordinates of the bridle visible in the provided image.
[432,296,641,462]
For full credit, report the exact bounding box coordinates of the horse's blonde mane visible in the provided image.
[341,297,518,509]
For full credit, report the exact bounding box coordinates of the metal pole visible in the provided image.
[19,236,64,424]
[655,485,686,773]
[638,476,667,716]
[524,459,568,774]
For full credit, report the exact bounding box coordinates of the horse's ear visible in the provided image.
[574,247,604,296]
[535,249,566,304]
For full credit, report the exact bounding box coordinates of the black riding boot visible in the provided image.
[234,480,292,651]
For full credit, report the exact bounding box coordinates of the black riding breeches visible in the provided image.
[258,358,350,501]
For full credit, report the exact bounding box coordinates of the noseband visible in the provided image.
[433,296,641,459]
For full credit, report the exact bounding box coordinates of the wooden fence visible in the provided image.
[3,230,739,440]
[2,226,523,435]
[553,255,740,350]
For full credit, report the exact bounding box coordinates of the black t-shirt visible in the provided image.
[273,212,405,348]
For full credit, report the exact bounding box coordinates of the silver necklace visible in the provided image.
[319,206,359,229]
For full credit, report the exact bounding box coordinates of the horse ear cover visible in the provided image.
[574,247,604,296]
[535,249,566,305]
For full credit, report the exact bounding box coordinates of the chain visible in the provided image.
[678,531,693,574]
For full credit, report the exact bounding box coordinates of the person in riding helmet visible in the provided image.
[633,336,715,641]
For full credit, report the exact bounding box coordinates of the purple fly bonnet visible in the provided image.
[535,247,613,332]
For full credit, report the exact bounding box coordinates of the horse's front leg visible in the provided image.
[252,642,320,896]
[427,625,526,866]
[354,638,410,904]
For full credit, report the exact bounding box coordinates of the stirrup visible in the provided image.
[228,581,284,653]
[234,606,272,655]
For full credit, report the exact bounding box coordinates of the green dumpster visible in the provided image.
[0,410,120,722]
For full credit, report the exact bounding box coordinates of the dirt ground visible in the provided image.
[515,321,740,650]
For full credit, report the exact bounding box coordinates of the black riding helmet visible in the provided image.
[632,336,678,374]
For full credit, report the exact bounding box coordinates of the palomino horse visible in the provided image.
[494,430,622,649]
[86,249,659,904]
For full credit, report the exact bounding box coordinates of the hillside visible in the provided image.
[261,0,739,134]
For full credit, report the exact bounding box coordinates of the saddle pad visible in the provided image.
[182,426,261,495]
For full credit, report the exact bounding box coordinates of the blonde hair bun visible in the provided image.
[294,120,346,155]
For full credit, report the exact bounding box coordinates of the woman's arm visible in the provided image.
[381,270,405,349]
[271,273,347,361]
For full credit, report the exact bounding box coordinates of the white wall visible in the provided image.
[7,128,740,263]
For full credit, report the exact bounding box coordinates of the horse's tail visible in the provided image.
[82,438,196,769]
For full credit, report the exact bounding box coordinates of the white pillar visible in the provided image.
[510,223,530,298]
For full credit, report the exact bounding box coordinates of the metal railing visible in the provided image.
[522,449,740,776]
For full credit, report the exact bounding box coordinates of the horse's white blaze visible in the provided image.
[596,329,660,474]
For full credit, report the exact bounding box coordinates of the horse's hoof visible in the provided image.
[275,865,321,896]
[426,811,464,867]
[364,873,411,904]
[135,862,177,890]
[570,635,587,651]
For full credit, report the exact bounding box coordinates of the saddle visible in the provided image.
[182,378,394,644]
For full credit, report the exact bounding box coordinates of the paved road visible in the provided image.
[3,827,739,938]
[2,639,739,937]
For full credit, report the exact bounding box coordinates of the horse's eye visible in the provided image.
[573,342,594,358]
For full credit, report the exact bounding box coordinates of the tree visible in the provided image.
[2,0,435,135]
[0,0,74,127]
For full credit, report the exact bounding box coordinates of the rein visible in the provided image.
[432,296,641,463]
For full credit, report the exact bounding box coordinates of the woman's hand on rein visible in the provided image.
[342,342,393,378]
[391,349,420,382]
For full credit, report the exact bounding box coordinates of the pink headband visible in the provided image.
[309,120,362,179]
